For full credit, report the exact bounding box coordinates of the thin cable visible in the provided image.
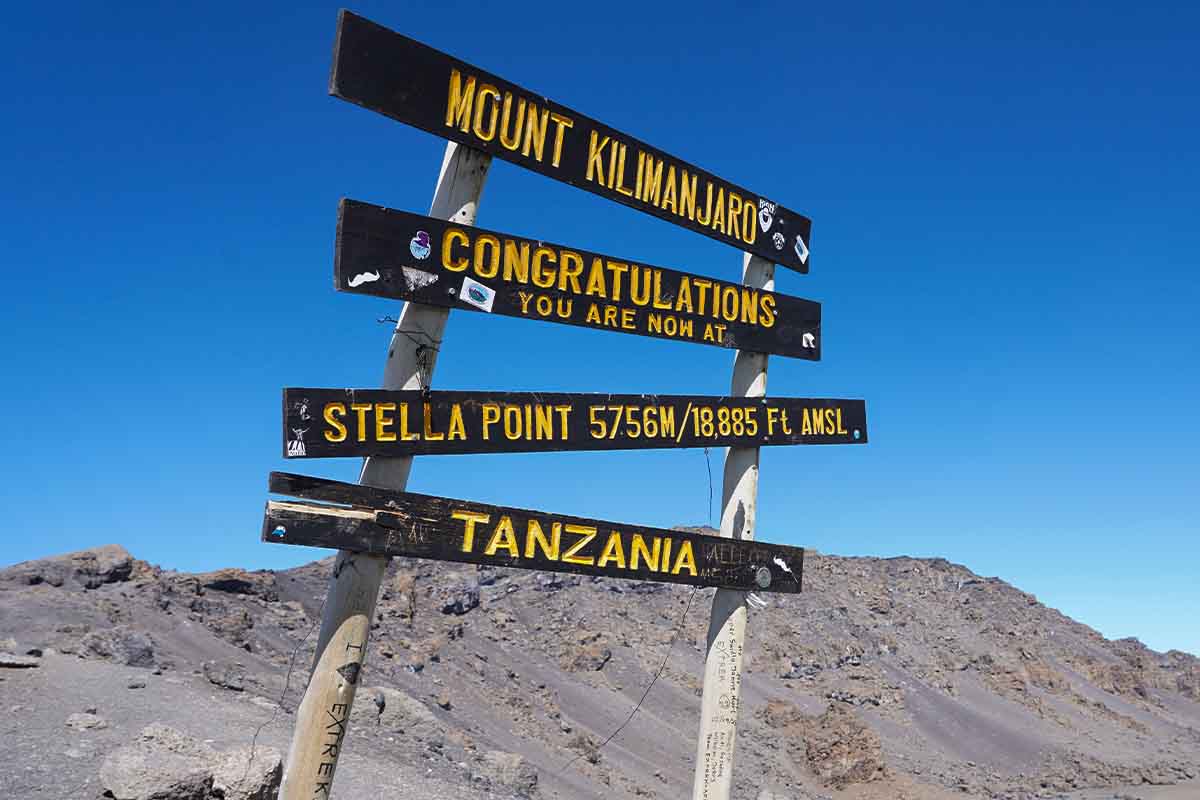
[243,587,328,782]
[703,448,714,527]
[558,585,701,773]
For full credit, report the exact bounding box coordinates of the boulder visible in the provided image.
[1,544,133,588]
[800,704,886,788]
[482,750,538,797]
[66,712,108,731]
[568,643,612,672]
[0,652,39,669]
[196,568,279,602]
[211,745,282,800]
[203,660,246,692]
[74,544,135,588]
[351,686,440,734]
[81,626,156,667]
[99,724,216,800]
[438,581,480,615]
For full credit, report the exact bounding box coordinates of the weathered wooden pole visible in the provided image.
[278,141,491,800]
[691,252,774,800]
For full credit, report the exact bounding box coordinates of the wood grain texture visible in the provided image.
[330,10,813,273]
[263,472,805,594]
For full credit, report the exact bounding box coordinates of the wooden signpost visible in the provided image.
[337,199,822,358]
[264,473,804,593]
[283,388,867,457]
[269,11,870,800]
[331,11,814,273]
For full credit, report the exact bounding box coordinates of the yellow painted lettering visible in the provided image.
[680,170,698,221]
[640,154,663,205]
[472,84,501,141]
[444,69,475,132]
[350,403,371,442]
[661,165,677,214]
[759,294,776,328]
[697,182,713,225]
[671,540,697,576]
[448,404,466,440]
[585,257,608,298]
[675,276,694,314]
[442,228,470,271]
[630,534,662,571]
[502,240,530,283]
[562,525,597,565]
[482,403,500,439]
[423,402,444,441]
[739,287,759,325]
[498,94,526,151]
[586,131,609,184]
[629,266,651,306]
[559,250,584,293]
[521,104,549,161]
[452,510,489,553]
[652,270,672,310]
[399,403,419,441]
[532,247,557,288]
[597,532,627,569]
[548,112,573,167]
[474,234,500,279]
[711,187,726,233]
[606,260,628,301]
[534,405,553,439]
[375,402,396,442]
[503,406,522,440]
[484,516,520,557]
[524,519,560,560]
[614,144,634,196]
[323,403,347,442]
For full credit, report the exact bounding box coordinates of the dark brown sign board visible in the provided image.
[283,389,867,458]
[336,200,821,359]
[330,10,813,273]
[263,473,804,593]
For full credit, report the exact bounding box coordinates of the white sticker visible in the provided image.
[772,232,785,250]
[801,332,816,349]
[460,276,495,312]
[794,235,809,265]
[401,267,438,291]
[410,231,432,260]
[757,199,776,233]
[287,428,308,457]
[347,271,380,288]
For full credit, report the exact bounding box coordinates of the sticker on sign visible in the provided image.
[459,276,495,312]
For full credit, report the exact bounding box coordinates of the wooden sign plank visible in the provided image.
[336,200,821,359]
[263,473,804,593]
[283,389,867,458]
[330,10,814,273]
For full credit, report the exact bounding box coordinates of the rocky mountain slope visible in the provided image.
[1,541,1197,799]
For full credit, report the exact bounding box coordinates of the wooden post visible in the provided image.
[691,252,774,800]
[278,141,491,800]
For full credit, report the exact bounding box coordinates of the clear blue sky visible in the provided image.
[2,2,1196,655]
